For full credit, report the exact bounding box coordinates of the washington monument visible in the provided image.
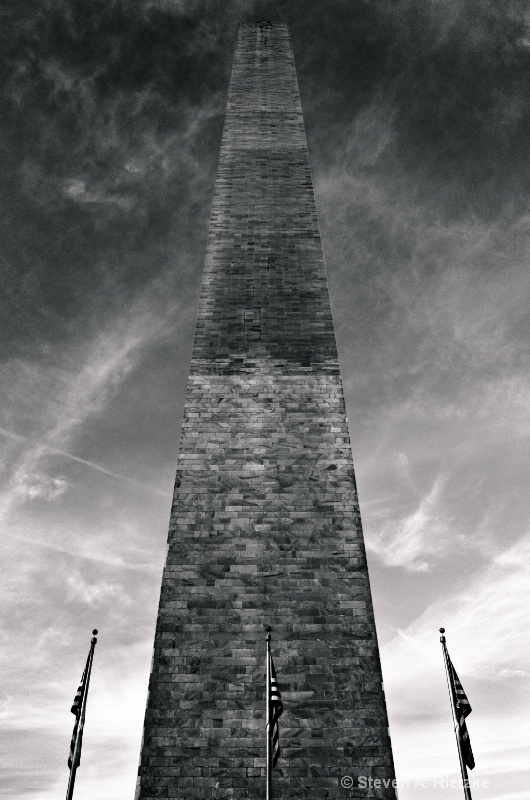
[135,22,396,800]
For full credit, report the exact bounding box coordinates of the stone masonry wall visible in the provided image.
[136,22,397,800]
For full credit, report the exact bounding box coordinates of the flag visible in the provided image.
[447,655,475,770]
[70,669,86,717]
[68,717,83,770]
[68,667,87,769]
[269,655,283,767]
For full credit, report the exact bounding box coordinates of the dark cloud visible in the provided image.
[1,0,237,356]
[381,0,530,218]
[4,0,530,360]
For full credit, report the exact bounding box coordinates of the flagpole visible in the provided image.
[66,629,98,800]
[439,628,472,800]
[266,626,272,800]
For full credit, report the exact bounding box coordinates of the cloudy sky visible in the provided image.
[1,1,529,798]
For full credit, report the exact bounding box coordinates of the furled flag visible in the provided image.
[447,655,475,770]
[269,656,283,767]
[68,667,87,769]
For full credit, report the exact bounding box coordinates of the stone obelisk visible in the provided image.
[136,22,396,800]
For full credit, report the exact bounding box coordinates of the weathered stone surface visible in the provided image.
[136,22,396,800]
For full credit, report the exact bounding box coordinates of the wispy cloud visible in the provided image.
[1,640,153,800]
[11,532,163,572]
[66,572,133,606]
[0,427,165,495]
[381,534,530,790]
[384,534,530,687]
[0,296,176,522]
[367,476,448,570]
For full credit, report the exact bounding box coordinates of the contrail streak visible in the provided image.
[0,427,166,495]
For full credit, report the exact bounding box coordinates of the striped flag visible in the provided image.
[269,655,283,767]
[447,655,475,770]
[68,666,88,768]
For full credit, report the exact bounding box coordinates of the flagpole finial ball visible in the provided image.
[439,628,445,634]
[92,629,98,635]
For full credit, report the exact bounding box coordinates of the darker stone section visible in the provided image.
[191,24,337,369]
[136,22,396,800]
[192,226,339,366]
